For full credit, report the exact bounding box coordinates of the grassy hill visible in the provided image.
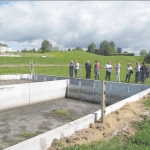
[0,51,149,84]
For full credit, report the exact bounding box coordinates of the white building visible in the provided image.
[0,46,12,52]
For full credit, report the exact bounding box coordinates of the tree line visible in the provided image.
[2,40,149,63]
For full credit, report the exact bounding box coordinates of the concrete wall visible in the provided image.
[5,87,150,150]
[0,74,21,80]
[0,74,33,80]
[0,80,68,111]
[0,46,7,52]
[0,47,12,52]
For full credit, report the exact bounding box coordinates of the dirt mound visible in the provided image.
[48,94,150,150]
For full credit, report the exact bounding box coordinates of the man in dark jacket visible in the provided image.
[85,61,92,79]
[140,62,147,84]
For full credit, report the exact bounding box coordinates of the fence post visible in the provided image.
[101,80,106,123]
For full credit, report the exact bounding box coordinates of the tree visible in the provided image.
[87,42,96,53]
[122,51,128,54]
[116,47,122,54]
[74,47,83,51]
[32,48,36,52]
[21,48,28,53]
[0,43,8,47]
[139,49,147,57]
[144,50,150,63]
[95,48,100,55]
[53,46,60,51]
[68,48,71,51]
[99,40,115,56]
[41,39,53,52]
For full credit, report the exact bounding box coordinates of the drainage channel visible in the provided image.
[0,98,101,149]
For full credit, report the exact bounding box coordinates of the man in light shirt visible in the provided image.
[125,63,133,83]
[74,60,79,78]
[115,61,121,82]
[134,62,141,83]
[105,61,113,81]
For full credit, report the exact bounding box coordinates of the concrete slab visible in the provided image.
[0,98,101,149]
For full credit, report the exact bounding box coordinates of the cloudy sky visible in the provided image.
[0,1,150,55]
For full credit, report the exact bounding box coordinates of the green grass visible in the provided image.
[53,108,70,115]
[20,131,33,138]
[0,51,150,84]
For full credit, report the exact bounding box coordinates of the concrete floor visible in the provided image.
[0,98,101,149]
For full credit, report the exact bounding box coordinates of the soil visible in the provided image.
[48,93,150,150]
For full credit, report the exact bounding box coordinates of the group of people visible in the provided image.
[126,62,150,84]
[69,60,80,78]
[69,60,150,84]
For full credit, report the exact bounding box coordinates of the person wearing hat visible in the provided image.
[94,60,101,80]
[69,60,74,78]
[125,63,133,82]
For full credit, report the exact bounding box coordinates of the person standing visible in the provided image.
[125,63,133,83]
[140,62,147,84]
[134,62,141,83]
[69,60,74,78]
[146,66,150,81]
[74,60,79,78]
[115,61,121,82]
[85,60,92,79]
[94,60,101,80]
[105,61,113,81]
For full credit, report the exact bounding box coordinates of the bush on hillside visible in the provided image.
[114,53,135,56]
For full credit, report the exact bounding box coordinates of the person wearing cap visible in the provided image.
[105,61,113,81]
[85,60,92,79]
[115,61,121,82]
[94,60,101,80]
[74,60,79,78]
[125,63,133,82]
[134,62,141,83]
[140,62,147,84]
[69,60,74,78]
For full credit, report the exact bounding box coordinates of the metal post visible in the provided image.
[127,86,129,97]
[109,84,111,101]
[101,80,106,123]
[93,81,95,101]
[30,60,35,80]
[78,81,81,100]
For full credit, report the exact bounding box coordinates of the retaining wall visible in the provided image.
[0,79,68,111]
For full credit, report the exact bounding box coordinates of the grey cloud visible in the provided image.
[0,1,150,54]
